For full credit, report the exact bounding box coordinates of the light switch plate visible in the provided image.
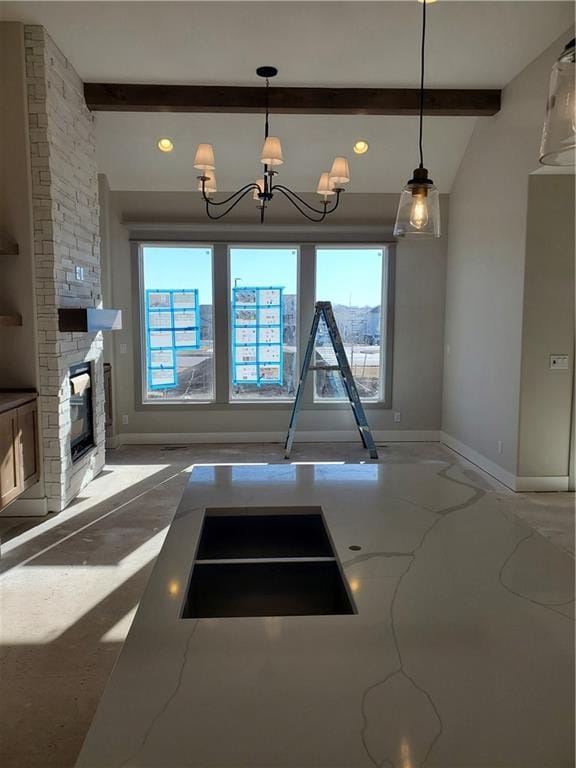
[550,355,569,370]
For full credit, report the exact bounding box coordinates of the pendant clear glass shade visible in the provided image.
[540,39,575,166]
[393,182,440,238]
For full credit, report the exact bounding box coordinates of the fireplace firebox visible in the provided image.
[69,363,94,463]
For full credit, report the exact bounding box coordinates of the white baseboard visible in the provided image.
[440,432,570,492]
[513,476,570,492]
[0,496,49,517]
[106,434,121,449]
[118,429,440,446]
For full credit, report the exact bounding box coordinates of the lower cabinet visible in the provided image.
[0,398,40,510]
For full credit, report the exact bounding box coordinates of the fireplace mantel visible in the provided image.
[58,308,122,333]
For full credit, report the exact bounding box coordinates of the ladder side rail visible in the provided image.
[321,305,378,458]
[284,307,322,456]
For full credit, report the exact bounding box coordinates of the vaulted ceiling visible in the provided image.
[3,1,573,192]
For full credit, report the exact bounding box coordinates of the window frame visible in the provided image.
[227,243,301,404]
[138,242,217,405]
[134,239,393,410]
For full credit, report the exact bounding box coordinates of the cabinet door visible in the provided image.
[0,409,21,508]
[17,400,39,490]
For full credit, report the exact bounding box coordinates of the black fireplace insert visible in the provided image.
[69,362,94,462]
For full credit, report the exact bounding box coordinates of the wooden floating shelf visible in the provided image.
[0,314,23,327]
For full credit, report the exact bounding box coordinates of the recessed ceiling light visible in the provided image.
[157,138,174,153]
[353,140,369,155]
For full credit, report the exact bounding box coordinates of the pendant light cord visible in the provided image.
[418,0,427,169]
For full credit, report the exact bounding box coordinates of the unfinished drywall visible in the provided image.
[517,173,575,478]
[442,28,574,481]
[101,190,448,442]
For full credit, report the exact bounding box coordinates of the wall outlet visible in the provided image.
[549,354,569,370]
[497,441,503,454]
[394,412,401,423]
[74,265,84,281]
[121,415,129,425]
[119,343,128,354]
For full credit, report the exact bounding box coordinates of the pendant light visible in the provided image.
[540,38,575,166]
[394,0,440,238]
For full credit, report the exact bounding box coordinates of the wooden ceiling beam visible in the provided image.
[84,83,501,116]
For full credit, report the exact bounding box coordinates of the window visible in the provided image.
[229,246,298,400]
[315,247,386,401]
[141,245,214,401]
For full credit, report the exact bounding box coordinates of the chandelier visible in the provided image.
[194,66,350,223]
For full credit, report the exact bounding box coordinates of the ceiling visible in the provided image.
[2,1,573,192]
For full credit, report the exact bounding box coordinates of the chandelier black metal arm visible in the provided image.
[200,179,261,220]
[272,183,343,223]
[199,178,261,207]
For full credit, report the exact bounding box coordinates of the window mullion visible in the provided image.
[299,244,316,407]
[214,243,230,403]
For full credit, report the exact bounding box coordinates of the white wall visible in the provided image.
[517,173,575,478]
[101,191,448,443]
[442,28,574,484]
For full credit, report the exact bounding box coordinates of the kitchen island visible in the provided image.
[75,462,574,768]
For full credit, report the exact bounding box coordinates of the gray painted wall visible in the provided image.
[442,28,574,476]
[101,190,448,440]
[517,174,575,478]
[0,22,38,389]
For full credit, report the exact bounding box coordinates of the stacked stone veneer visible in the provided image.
[25,26,105,512]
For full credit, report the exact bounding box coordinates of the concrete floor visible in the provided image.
[0,442,574,768]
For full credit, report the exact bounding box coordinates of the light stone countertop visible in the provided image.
[75,462,575,768]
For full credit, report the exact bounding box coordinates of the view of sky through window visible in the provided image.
[230,246,298,400]
[142,245,214,401]
[315,247,385,401]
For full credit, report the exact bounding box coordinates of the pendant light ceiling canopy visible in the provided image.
[394,0,441,239]
[540,38,575,167]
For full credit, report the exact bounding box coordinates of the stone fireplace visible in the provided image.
[25,25,105,511]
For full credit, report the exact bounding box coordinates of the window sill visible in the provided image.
[138,400,389,411]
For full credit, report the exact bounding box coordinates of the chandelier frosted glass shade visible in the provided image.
[194,143,216,171]
[260,136,284,166]
[253,179,265,201]
[329,156,350,184]
[393,168,440,238]
[316,172,336,199]
[540,39,575,166]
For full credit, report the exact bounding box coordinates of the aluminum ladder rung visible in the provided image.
[285,301,378,460]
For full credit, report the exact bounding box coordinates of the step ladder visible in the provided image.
[285,301,378,459]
